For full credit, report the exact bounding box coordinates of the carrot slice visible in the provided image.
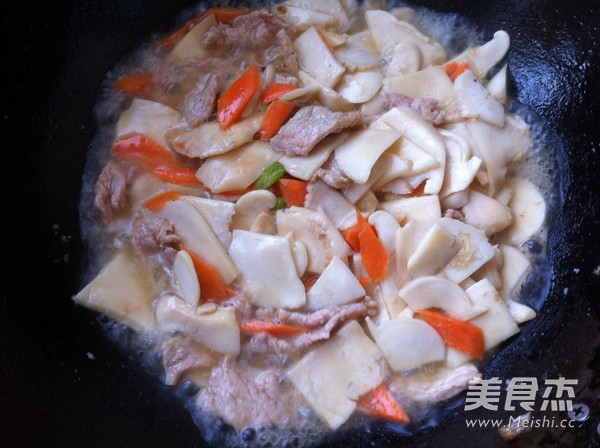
[277,178,308,207]
[217,65,261,129]
[240,320,309,336]
[182,247,235,303]
[258,100,295,141]
[113,73,154,97]
[417,309,485,360]
[144,190,180,212]
[444,61,470,82]
[344,225,361,252]
[155,8,251,51]
[357,384,409,424]
[210,185,254,196]
[259,83,298,104]
[356,210,388,281]
[152,164,200,186]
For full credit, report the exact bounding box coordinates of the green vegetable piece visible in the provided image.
[255,161,285,190]
[274,196,287,210]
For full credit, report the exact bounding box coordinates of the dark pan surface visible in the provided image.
[2,0,600,447]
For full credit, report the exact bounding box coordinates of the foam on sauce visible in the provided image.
[78,1,561,446]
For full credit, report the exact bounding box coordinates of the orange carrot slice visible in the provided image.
[217,65,261,129]
[259,83,298,104]
[144,190,180,212]
[356,210,388,281]
[258,100,295,141]
[357,384,409,424]
[277,178,308,207]
[240,320,310,336]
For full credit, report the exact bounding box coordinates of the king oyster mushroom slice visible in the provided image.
[399,276,486,320]
[507,300,537,324]
[461,190,513,236]
[438,217,496,283]
[276,206,351,274]
[231,190,278,231]
[155,295,240,355]
[465,279,519,350]
[307,256,366,310]
[385,42,422,76]
[337,70,383,104]
[453,69,505,128]
[368,211,401,256]
[498,244,531,301]
[295,27,346,88]
[169,14,218,62]
[438,129,482,199]
[487,64,508,104]
[228,230,306,309]
[366,317,446,372]
[381,195,442,224]
[173,250,201,308]
[383,65,455,109]
[275,0,350,30]
[181,196,235,247]
[407,224,460,277]
[305,180,356,230]
[497,178,546,246]
[449,30,510,80]
[333,29,382,71]
[284,233,309,278]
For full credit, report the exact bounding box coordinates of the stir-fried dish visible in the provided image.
[76,0,550,444]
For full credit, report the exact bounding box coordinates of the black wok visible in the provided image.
[2,0,600,447]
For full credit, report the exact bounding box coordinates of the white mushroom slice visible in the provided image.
[274,4,339,29]
[276,206,351,274]
[440,190,470,210]
[395,220,431,287]
[399,276,484,320]
[231,190,278,231]
[278,85,319,102]
[367,317,446,372]
[466,279,519,350]
[74,251,157,332]
[279,133,349,181]
[381,195,441,224]
[169,14,218,62]
[370,154,412,192]
[337,71,383,104]
[295,27,346,88]
[439,217,496,283]
[155,295,240,355]
[116,99,183,149]
[471,247,503,289]
[462,190,513,236]
[297,70,353,112]
[383,66,455,108]
[494,183,513,206]
[333,30,381,71]
[487,64,508,104]
[287,321,386,429]
[451,31,510,79]
[181,196,235,247]
[334,129,401,183]
[173,250,200,308]
[507,300,537,324]
[249,211,277,235]
[375,281,407,320]
[168,113,263,159]
[277,0,349,29]
[378,170,429,195]
[445,347,473,369]
[195,141,280,193]
[128,173,168,206]
[365,10,445,67]
[439,130,482,198]
[454,70,505,127]
[407,224,460,277]
[368,211,401,256]
[497,178,546,245]
[319,29,348,48]
[342,153,395,203]
[287,235,309,277]
[307,256,365,310]
[228,230,306,309]
[386,137,437,177]
[373,106,445,194]
[385,42,422,76]
[360,90,389,116]
[356,190,379,215]
[159,200,238,284]
[305,180,356,230]
[499,244,531,301]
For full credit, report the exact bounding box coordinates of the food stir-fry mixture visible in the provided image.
[76,0,549,442]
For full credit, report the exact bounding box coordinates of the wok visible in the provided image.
[2,0,599,446]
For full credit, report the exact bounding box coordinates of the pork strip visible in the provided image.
[387,93,445,125]
[94,159,130,223]
[315,154,353,189]
[270,106,361,156]
[161,335,216,386]
[131,213,180,259]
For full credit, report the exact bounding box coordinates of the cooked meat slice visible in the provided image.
[94,159,130,222]
[203,10,295,48]
[387,93,445,125]
[197,357,301,430]
[443,209,465,220]
[245,332,292,366]
[270,106,361,156]
[182,74,220,127]
[316,154,353,189]
[161,335,216,386]
[131,213,180,259]
[390,363,481,403]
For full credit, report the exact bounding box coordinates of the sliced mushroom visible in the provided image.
[461,190,513,236]
[407,224,460,277]
[399,276,484,320]
[305,180,356,230]
[169,14,218,62]
[116,98,183,149]
[368,210,401,256]
[307,256,366,309]
[249,211,277,235]
[385,42,422,76]
[228,230,306,309]
[454,69,505,127]
[275,0,349,30]
[155,295,240,355]
[450,31,510,79]
[439,129,482,198]
[333,29,382,71]
[507,300,536,324]
[231,190,278,231]
[297,70,354,112]
[337,70,383,104]
[380,195,441,224]
[498,244,531,301]
[286,234,309,278]
[487,64,507,104]
[181,196,235,247]
[342,153,395,204]
[295,27,346,88]
[367,317,446,372]
[356,190,379,215]
[173,250,200,308]
[383,66,455,109]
